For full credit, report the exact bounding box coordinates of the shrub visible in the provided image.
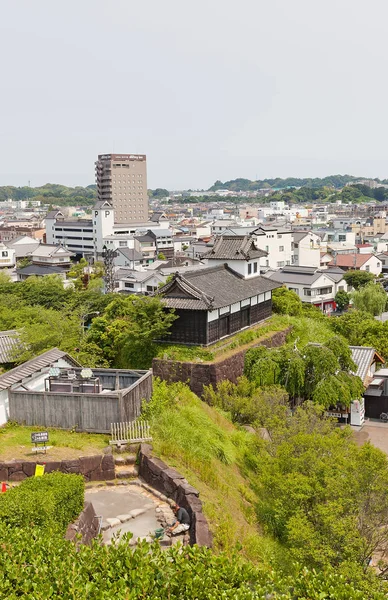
[0,471,84,533]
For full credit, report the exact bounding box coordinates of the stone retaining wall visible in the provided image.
[0,454,115,482]
[138,443,212,547]
[65,501,99,545]
[153,327,292,396]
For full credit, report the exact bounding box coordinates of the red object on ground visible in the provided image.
[1,482,6,493]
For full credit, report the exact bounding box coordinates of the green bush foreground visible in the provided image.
[0,526,385,599]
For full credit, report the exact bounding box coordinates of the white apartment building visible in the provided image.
[253,225,293,270]
[292,231,321,268]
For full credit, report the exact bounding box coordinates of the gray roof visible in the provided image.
[17,265,66,276]
[0,348,80,391]
[201,235,267,261]
[292,231,311,243]
[116,247,143,261]
[93,200,113,210]
[350,346,384,384]
[264,266,345,286]
[7,242,40,258]
[158,264,279,310]
[45,210,63,219]
[0,330,22,363]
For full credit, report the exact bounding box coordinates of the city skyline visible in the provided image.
[1,0,388,189]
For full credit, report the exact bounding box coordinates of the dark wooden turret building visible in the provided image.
[157,263,279,345]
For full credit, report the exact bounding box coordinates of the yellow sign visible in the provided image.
[35,464,45,477]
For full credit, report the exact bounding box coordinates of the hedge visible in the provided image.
[0,527,386,599]
[0,471,84,533]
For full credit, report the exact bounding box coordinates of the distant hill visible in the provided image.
[0,184,96,207]
[208,175,365,191]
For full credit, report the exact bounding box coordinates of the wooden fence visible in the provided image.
[110,420,152,447]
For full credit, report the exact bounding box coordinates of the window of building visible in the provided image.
[124,282,134,288]
[253,262,258,273]
[1,251,7,257]
[277,261,284,267]
[279,245,284,252]
[294,243,299,248]
[365,266,370,272]
[265,245,269,252]
[119,241,127,247]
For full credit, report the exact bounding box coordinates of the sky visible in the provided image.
[1,0,388,190]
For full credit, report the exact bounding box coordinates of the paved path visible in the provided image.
[352,420,388,455]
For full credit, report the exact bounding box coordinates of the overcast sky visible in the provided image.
[1,0,388,189]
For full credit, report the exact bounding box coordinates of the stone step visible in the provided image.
[115,464,139,479]
[114,454,137,466]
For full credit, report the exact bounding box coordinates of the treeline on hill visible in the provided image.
[0,183,97,207]
[209,174,360,191]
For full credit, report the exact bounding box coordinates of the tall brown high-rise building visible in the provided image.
[95,153,148,223]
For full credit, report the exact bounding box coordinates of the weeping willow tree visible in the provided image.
[244,337,363,410]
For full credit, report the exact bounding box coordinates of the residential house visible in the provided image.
[375,252,388,274]
[27,244,74,268]
[134,232,157,264]
[328,253,382,275]
[114,247,144,269]
[114,268,165,294]
[5,235,40,260]
[16,264,69,282]
[263,265,348,313]
[0,242,15,268]
[156,263,279,345]
[211,220,237,235]
[291,231,321,268]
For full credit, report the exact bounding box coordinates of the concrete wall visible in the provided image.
[152,327,292,397]
[9,371,152,433]
[139,443,212,547]
[0,454,115,482]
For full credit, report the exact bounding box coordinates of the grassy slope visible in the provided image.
[147,382,289,566]
[148,316,335,564]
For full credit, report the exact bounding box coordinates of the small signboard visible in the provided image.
[31,432,49,443]
[31,432,49,453]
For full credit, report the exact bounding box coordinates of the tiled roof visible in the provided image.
[328,254,374,268]
[158,264,279,310]
[116,247,143,261]
[0,330,22,363]
[350,346,384,384]
[0,348,80,391]
[17,265,66,275]
[201,235,267,261]
[264,266,345,286]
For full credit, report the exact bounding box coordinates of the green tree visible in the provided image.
[335,289,351,311]
[271,287,302,315]
[86,295,177,368]
[351,282,387,316]
[343,270,374,290]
